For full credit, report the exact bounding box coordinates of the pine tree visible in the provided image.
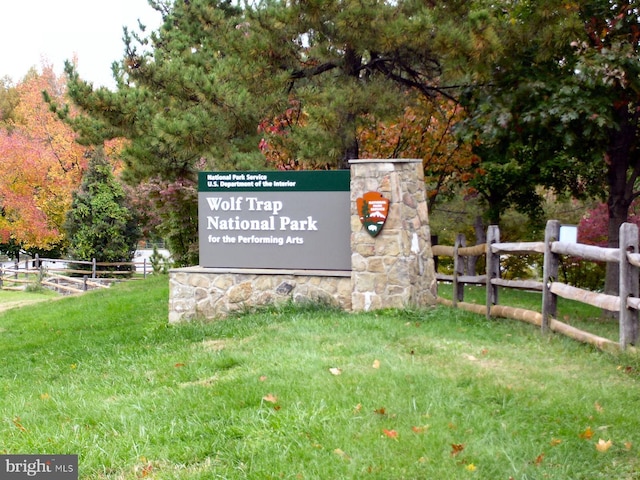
[64,147,140,269]
[58,0,500,176]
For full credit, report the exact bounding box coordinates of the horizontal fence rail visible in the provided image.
[0,255,163,295]
[434,219,640,352]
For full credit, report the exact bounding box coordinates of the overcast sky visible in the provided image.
[0,0,162,88]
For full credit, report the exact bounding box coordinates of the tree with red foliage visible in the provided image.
[579,202,640,248]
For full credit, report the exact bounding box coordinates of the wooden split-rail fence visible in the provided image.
[0,255,156,295]
[433,219,640,352]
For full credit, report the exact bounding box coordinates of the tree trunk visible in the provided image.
[338,45,362,169]
[605,197,628,296]
[468,215,485,275]
[604,104,636,296]
[339,112,359,169]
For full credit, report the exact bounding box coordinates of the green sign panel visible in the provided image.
[198,171,351,270]
[199,170,350,192]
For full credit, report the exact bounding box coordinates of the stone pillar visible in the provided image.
[350,159,437,311]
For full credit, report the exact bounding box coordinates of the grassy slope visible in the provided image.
[1,277,639,479]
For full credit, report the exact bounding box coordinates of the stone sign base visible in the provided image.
[169,267,351,323]
[169,159,437,323]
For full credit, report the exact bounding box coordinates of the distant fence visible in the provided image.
[433,219,639,352]
[0,255,161,295]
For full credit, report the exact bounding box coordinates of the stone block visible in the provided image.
[351,254,367,272]
[354,244,376,257]
[188,274,211,288]
[402,192,417,208]
[228,282,253,303]
[354,272,375,292]
[276,281,295,295]
[194,287,209,301]
[366,257,385,273]
[213,275,234,290]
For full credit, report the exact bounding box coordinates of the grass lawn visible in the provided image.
[438,283,621,342]
[1,276,640,479]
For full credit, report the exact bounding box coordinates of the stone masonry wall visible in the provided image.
[169,267,351,323]
[350,159,437,311]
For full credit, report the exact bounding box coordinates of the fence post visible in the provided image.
[431,235,439,273]
[83,275,88,292]
[619,222,639,348]
[542,220,561,333]
[453,234,466,306]
[486,225,500,319]
[92,258,97,279]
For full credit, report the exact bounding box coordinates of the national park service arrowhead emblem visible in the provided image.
[357,191,390,237]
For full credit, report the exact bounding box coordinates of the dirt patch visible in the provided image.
[202,339,226,351]
[179,375,219,388]
[0,299,49,313]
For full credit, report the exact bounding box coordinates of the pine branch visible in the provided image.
[290,62,338,80]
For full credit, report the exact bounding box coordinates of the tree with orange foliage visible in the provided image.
[358,95,480,210]
[0,66,87,255]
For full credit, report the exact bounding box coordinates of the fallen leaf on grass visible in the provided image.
[259,375,267,382]
[534,453,545,466]
[140,463,153,477]
[334,448,351,460]
[550,438,562,446]
[374,407,386,415]
[450,444,465,456]
[12,417,27,432]
[329,367,342,376]
[412,425,429,434]
[466,464,477,472]
[262,393,278,404]
[579,427,594,440]
[174,363,186,368]
[594,402,603,413]
[372,359,381,369]
[595,439,612,452]
[383,429,398,439]
[625,441,633,451]
[353,403,362,414]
